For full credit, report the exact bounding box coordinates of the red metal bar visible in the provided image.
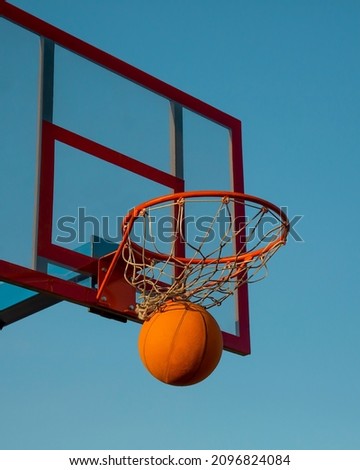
[222,331,249,356]
[37,122,98,275]
[0,260,135,321]
[230,120,245,193]
[1,2,239,129]
[37,120,184,273]
[0,260,97,305]
[0,260,248,354]
[51,123,184,190]
[230,119,251,354]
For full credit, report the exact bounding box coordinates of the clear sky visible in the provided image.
[1,0,360,450]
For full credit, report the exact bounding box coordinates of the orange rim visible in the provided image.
[121,190,290,264]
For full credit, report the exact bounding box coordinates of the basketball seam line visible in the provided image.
[141,313,163,372]
[185,311,208,384]
[164,310,187,384]
[166,306,208,385]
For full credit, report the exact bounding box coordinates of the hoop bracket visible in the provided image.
[97,252,137,318]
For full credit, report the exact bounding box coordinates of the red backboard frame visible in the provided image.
[0,0,250,355]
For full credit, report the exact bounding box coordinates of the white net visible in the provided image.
[118,193,289,320]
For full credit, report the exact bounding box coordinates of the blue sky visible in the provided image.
[1,0,360,450]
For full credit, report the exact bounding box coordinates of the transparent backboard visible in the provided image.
[0,1,249,354]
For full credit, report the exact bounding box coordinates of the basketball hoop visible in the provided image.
[96,191,290,320]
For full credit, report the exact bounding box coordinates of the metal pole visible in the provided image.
[33,38,55,271]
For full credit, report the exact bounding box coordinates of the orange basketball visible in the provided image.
[138,301,223,386]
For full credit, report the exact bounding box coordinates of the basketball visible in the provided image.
[138,301,223,386]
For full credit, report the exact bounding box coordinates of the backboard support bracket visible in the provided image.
[96,253,137,316]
